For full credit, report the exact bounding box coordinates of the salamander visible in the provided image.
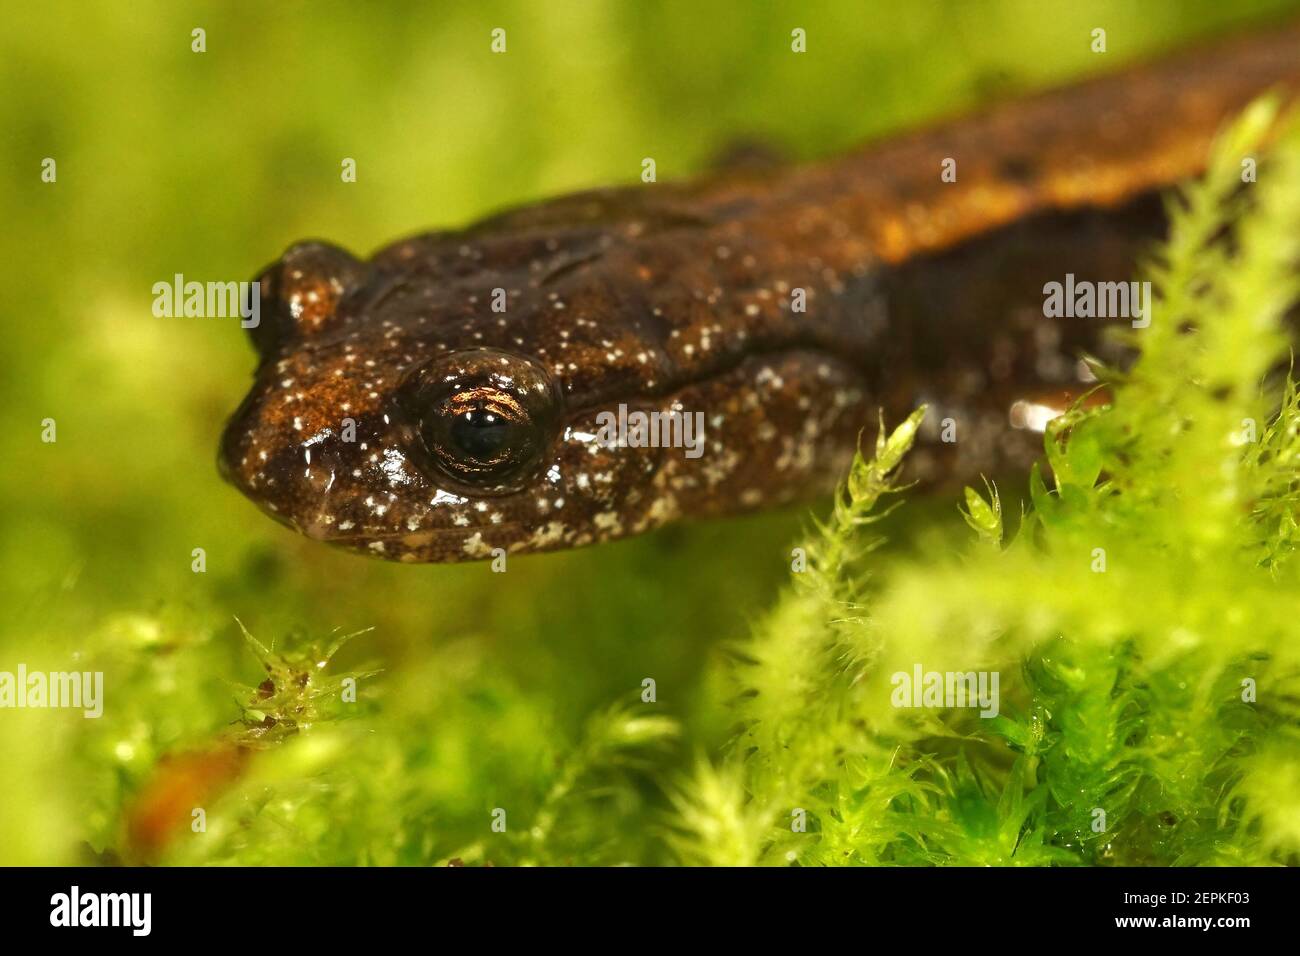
[219,25,1300,562]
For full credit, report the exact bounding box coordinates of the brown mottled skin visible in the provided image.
[221,26,1300,562]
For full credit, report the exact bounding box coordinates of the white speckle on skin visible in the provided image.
[462,532,493,558]
[528,521,568,549]
[644,494,679,529]
[593,511,622,535]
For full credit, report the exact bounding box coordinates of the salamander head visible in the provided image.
[220,229,870,562]
[219,239,687,562]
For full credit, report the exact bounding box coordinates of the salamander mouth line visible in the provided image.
[324,521,532,547]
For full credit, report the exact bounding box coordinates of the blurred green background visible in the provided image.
[3,0,1299,864]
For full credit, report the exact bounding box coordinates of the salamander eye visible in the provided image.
[425,386,541,482]
[399,349,562,492]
